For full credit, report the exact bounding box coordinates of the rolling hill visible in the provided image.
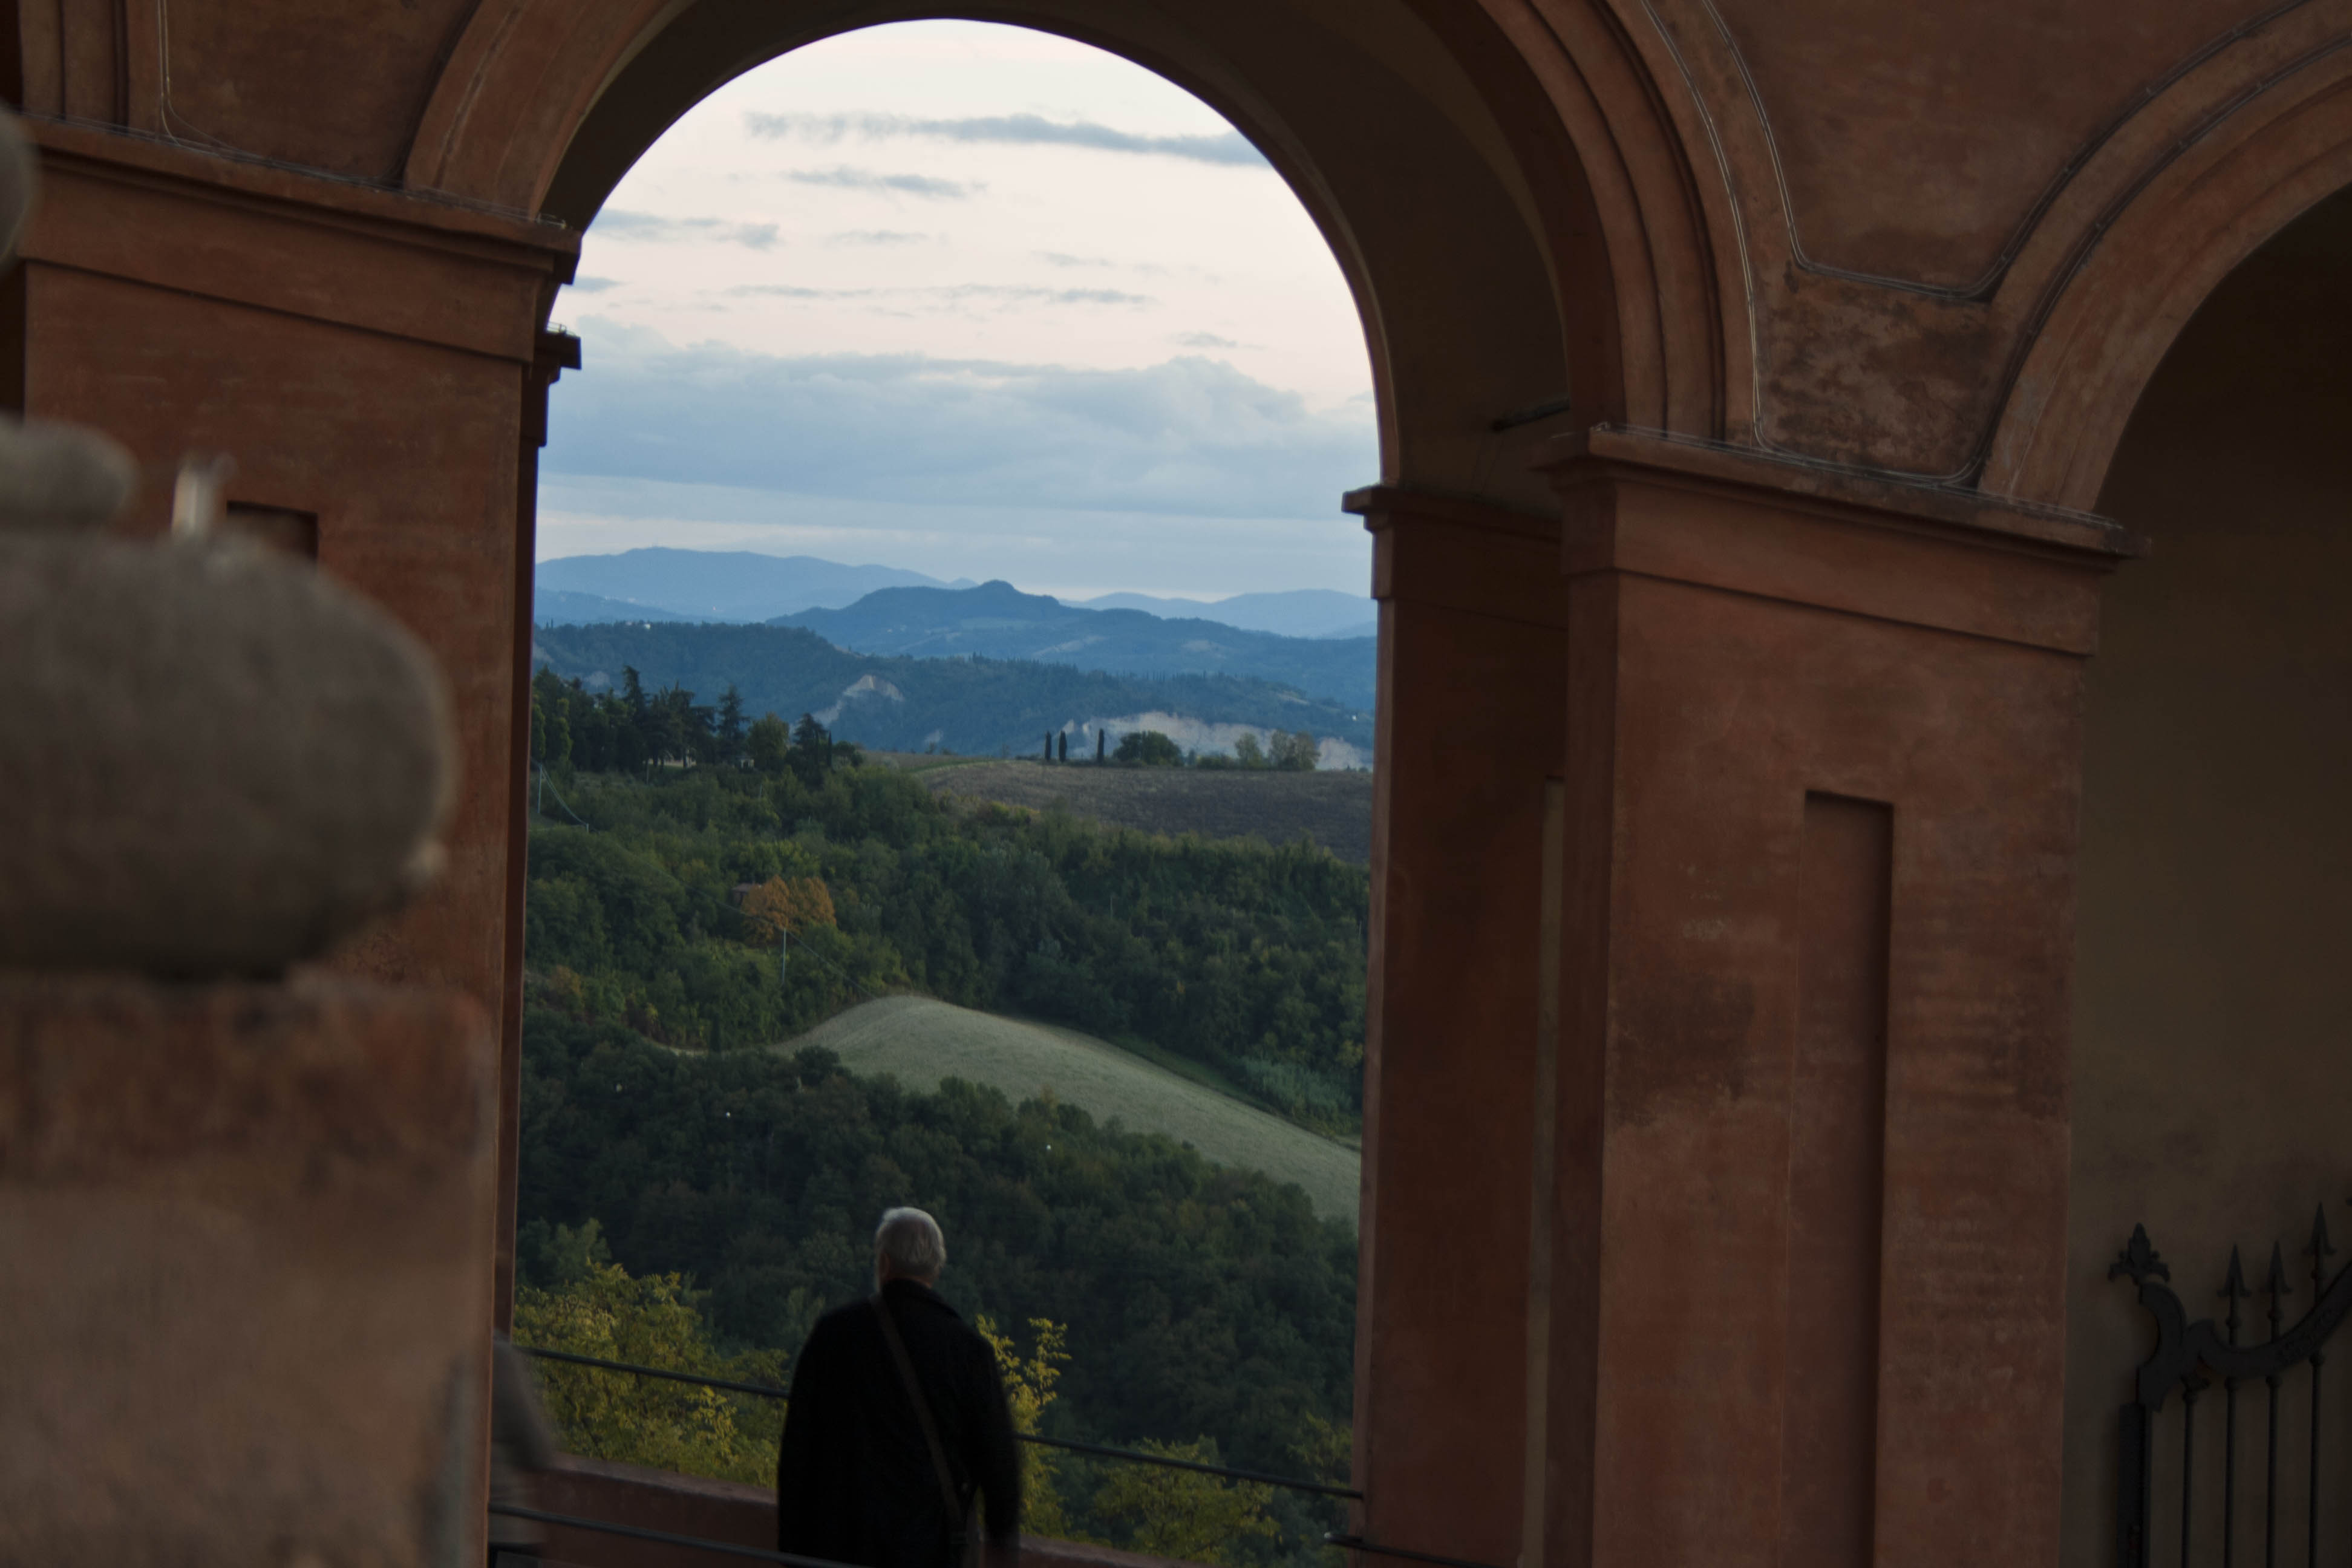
[785,995,1360,1226]
[893,755,1376,864]
[773,580,1376,709]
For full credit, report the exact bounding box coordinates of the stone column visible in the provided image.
[0,976,496,1563]
[1531,429,2137,1568]
[1348,486,1567,1568]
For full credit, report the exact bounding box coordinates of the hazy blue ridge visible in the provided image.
[535,588,707,624]
[535,547,971,622]
[529,620,1373,756]
[772,580,1376,710]
[1068,586,1373,639]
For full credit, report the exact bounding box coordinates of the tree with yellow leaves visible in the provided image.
[511,1221,791,1486]
[1091,1438,1279,1566]
[977,1315,1073,1537]
[739,874,837,946]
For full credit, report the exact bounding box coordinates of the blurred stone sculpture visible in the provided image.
[0,111,455,977]
[0,105,492,1568]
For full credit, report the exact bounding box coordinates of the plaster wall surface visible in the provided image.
[1706,0,2259,287]
[1547,460,2102,1567]
[2066,185,2352,1567]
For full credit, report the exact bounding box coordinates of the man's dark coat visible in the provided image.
[776,1279,1022,1568]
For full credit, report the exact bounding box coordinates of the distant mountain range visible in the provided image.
[532,548,1373,643]
[536,589,702,624]
[770,581,1374,710]
[1064,589,1376,641]
[531,622,1373,762]
[534,549,970,622]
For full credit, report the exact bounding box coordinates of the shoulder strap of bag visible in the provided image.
[873,1295,970,1533]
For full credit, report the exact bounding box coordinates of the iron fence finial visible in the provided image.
[2112,1223,2171,1285]
[2223,1244,2249,1343]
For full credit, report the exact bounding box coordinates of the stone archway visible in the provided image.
[401,6,1739,1564]
[2060,181,2352,1564]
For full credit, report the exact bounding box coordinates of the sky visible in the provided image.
[538,21,1379,601]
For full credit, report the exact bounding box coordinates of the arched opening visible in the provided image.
[509,9,1590,1565]
[2065,183,2352,1563]
[535,0,1585,513]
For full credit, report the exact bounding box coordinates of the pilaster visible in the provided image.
[1537,428,2138,1568]
[1348,484,1566,1568]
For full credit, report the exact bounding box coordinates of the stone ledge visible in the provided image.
[538,1455,1211,1568]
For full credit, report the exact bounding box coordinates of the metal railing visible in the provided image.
[516,1341,1503,1568]
[495,1504,1501,1568]
[492,1502,854,1566]
[2111,1206,2352,1568]
[517,1342,1362,1501]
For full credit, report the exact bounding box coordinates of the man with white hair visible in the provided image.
[775,1207,1022,1568]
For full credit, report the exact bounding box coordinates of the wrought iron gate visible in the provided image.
[2111,1208,2352,1568]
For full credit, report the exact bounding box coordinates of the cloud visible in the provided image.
[746,111,1268,168]
[1174,331,1241,349]
[1037,251,1168,276]
[786,167,973,199]
[727,284,872,299]
[593,210,780,249]
[720,283,1154,309]
[829,229,929,246]
[542,319,1375,521]
[567,276,622,293]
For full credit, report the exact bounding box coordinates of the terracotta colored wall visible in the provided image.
[1538,434,2127,1568]
[2066,187,2352,1567]
[18,126,572,1010]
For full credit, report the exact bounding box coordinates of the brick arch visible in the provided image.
[1983,41,2352,512]
[402,0,1743,498]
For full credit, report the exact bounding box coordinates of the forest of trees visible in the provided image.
[516,1020,1355,1564]
[524,670,1368,1126]
[516,688,1369,1561]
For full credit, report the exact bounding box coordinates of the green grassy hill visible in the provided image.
[784,995,1361,1226]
